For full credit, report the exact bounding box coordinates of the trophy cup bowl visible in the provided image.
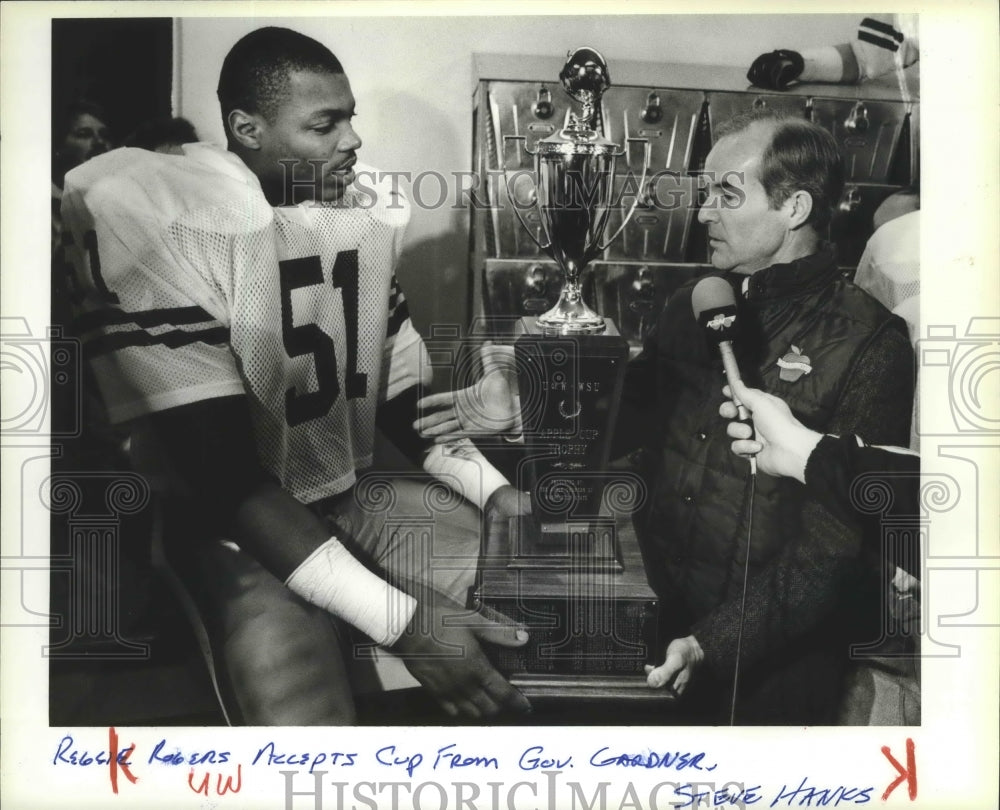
[504,47,649,335]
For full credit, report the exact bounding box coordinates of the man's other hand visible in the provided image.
[414,343,521,441]
[644,635,704,696]
[391,590,531,719]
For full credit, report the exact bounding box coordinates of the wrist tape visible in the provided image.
[284,537,417,647]
[423,438,510,511]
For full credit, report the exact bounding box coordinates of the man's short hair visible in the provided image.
[715,108,845,230]
[217,27,344,135]
[125,116,199,151]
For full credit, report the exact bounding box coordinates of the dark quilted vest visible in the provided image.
[642,249,909,631]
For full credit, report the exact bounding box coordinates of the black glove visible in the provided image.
[746,49,805,90]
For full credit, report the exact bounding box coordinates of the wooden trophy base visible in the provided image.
[474,316,670,702]
[475,512,671,703]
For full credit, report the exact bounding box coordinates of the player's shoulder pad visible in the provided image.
[63,148,156,202]
[64,144,272,234]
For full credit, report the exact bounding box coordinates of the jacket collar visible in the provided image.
[736,244,841,303]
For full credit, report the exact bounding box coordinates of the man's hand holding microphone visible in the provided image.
[718,379,823,483]
[690,275,823,481]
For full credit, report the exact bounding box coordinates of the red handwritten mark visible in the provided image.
[188,769,210,795]
[108,726,138,794]
[881,738,917,801]
[189,765,242,796]
[218,764,242,795]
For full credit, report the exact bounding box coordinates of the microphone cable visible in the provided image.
[689,276,758,723]
[729,452,757,726]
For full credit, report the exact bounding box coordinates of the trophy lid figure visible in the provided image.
[559,46,610,130]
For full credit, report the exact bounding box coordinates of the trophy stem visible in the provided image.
[535,266,606,335]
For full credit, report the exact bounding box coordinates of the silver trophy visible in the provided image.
[504,47,649,335]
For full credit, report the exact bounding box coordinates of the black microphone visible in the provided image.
[691,276,756,474]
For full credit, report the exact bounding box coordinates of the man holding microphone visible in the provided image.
[711,379,922,725]
[718,379,920,580]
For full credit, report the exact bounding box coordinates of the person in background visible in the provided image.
[855,188,920,347]
[855,188,920,454]
[51,99,126,469]
[839,186,921,725]
[747,14,918,91]
[52,99,113,255]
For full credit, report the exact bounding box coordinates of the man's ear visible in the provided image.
[227,109,264,151]
[784,189,814,230]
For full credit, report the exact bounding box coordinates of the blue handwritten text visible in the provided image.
[147,739,229,767]
[590,746,718,771]
[53,735,133,767]
[770,778,874,806]
[252,742,356,774]
[519,745,573,770]
[673,782,763,807]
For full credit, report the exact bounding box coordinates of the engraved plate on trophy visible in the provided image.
[510,325,628,570]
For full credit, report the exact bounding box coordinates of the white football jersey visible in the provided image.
[62,143,430,503]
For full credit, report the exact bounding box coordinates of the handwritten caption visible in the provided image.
[51,727,918,807]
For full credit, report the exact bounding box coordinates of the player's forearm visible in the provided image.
[146,396,354,578]
[230,480,417,646]
[422,439,511,512]
[230,480,333,579]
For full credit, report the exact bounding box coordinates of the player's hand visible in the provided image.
[746,49,805,90]
[482,485,532,542]
[484,485,532,521]
[718,380,821,483]
[391,589,531,719]
[414,343,521,442]
[644,635,704,697]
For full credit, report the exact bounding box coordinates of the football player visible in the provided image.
[61,26,530,724]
